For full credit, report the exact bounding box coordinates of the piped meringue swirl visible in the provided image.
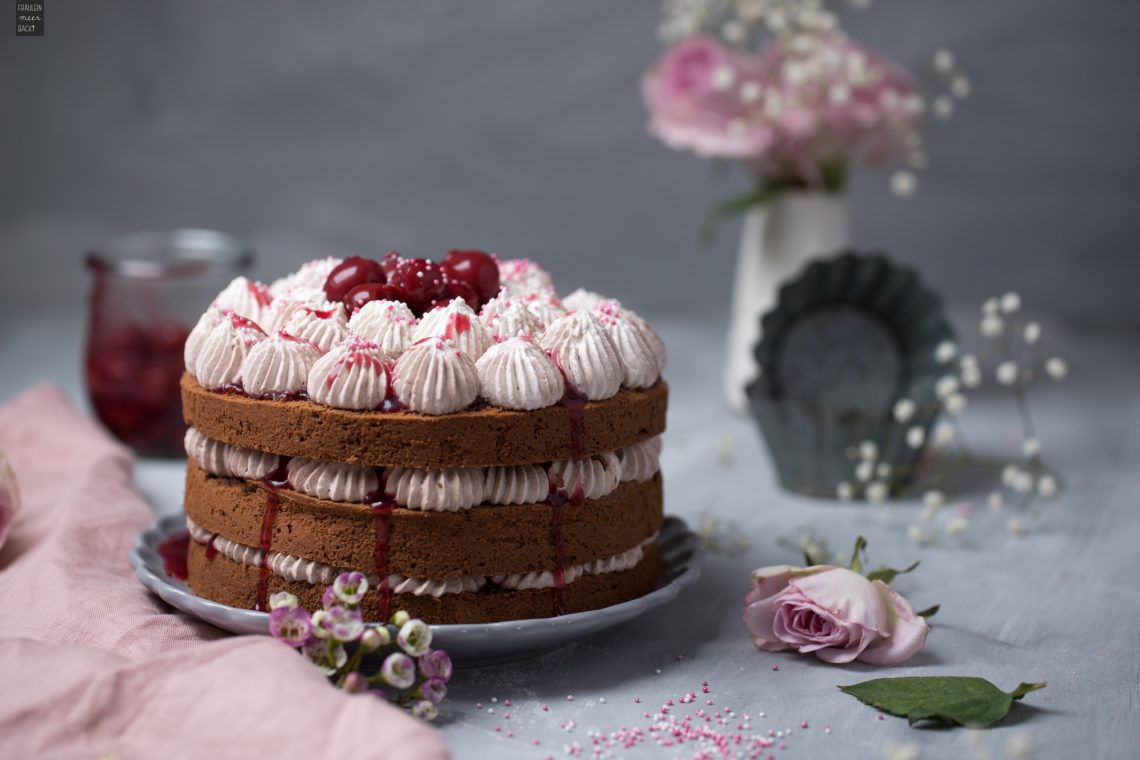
[561,288,605,312]
[348,300,415,357]
[187,517,654,596]
[285,300,349,354]
[385,467,486,512]
[287,457,379,503]
[499,259,553,297]
[269,257,342,297]
[185,427,234,477]
[616,436,663,483]
[239,331,321,397]
[484,464,550,506]
[306,336,390,410]
[194,313,267,389]
[548,451,622,500]
[211,276,272,325]
[593,300,666,389]
[475,337,564,411]
[480,297,543,342]
[392,338,479,415]
[413,298,493,360]
[539,311,623,400]
[225,445,282,480]
[184,306,225,373]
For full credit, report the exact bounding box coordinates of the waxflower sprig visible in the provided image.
[268,572,450,720]
[743,537,936,666]
[835,292,1068,541]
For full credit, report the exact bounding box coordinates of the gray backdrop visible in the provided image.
[3,0,1139,329]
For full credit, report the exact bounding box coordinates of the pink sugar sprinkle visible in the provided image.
[504,712,511,720]
[504,699,511,706]
[506,730,514,738]
[771,664,779,671]
[878,714,885,721]
[779,743,787,750]
[825,725,832,734]
[706,699,714,705]
[533,738,540,746]
[494,725,501,733]
[567,694,575,701]
[542,704,549,711]
[475,703,482,709]
[801,721,809,729]
[634,697,641,703]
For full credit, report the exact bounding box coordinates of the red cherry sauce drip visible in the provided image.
[204,535,219,561]
[255,456,291,611]
[380,362,406,413]
[367,468,397,620]
[442,312,471,340]
[540,361,590,615]
[157,531,190,580]
[543,465,585,617]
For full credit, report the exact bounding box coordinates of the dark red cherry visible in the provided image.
[388,258,447,312]
[379,250,403,278]
[344,283,404,312]
[442,250,500,302]
[324,256,385,303]
[442,278,481,311]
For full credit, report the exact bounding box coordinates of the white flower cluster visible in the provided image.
[835,293,1066,542]
[656,0,970,198]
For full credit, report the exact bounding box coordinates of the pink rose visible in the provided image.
[743,565,928,665]
[641,36,772,158]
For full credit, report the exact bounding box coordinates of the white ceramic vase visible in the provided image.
[724,190,850,413]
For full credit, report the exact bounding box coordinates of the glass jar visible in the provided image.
[85,230,253,456]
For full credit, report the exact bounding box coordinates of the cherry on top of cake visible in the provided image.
[326,250,500,319]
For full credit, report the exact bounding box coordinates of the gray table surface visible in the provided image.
[2,310,1137,760]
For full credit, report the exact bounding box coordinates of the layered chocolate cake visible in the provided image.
[180,252,668,623]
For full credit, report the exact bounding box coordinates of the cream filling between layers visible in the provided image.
[187,428,662,509]
[187,517,656,596]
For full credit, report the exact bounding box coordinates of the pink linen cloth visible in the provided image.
[0,385,449,760]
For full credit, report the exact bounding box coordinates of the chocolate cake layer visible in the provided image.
[185,461,664,578]
[187,540,665,624]
[181,373,668,468]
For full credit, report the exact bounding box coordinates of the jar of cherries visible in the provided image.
[85,230,252,456]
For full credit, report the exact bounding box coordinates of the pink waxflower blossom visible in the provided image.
[419,649,453,682]
[381,652,416,690]
[420,678,448,704]
[332,571,369,606]
[268,605,313,648]
[642,36,773,158]
[742,565,928,665]
[312,605,365,643]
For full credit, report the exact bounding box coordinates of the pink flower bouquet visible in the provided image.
[643,33,923,190]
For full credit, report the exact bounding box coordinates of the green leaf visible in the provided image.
[916,604,940,618]
[700,186,780,243]
[839,677,1046,728]
[848,536,868,574]
[866,561,920,585]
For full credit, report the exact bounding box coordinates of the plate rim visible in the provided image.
[130,513,703,640]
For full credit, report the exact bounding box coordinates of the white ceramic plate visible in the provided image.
[130,514,702,665]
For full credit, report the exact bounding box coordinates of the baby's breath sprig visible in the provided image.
[268,574,450,720]
[835,293,1067,542]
